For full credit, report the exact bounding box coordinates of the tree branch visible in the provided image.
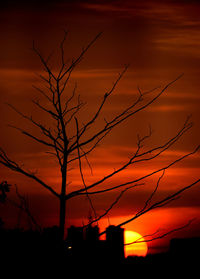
[125,219,195,245]
[73,144,199,197]
[75,117,97,221]
[59,32,102,81]
[82,183,144,228]
[0,149,59,198]
[117,179,200,229]
[67,117,196,198]
[69,75,183,154]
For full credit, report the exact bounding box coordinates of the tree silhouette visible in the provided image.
[0,32,199,241]
[0,181,11,203]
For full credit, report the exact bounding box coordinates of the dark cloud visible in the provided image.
[1,0,80,11]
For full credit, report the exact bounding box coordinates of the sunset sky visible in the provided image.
[0,0,200,254]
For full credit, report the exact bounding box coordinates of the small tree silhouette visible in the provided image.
[0,181,41,230]
[0,181,11,203]
[0,32,199,241]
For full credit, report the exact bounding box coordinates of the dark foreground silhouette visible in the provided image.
[1,225,199,274]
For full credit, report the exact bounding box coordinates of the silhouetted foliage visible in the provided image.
[0,181,11,203]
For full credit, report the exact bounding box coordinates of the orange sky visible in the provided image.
[0,0,200,254]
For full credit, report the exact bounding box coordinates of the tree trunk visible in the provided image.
[59,195,66,241]
[59,155,67,241]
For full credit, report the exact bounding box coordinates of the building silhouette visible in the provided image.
[65,224,125,263]
[106,225,124,261]
[169,237,200,265]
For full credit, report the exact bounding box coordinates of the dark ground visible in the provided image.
[1,227,199,276]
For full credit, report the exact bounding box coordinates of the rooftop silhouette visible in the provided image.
[1,223,200,271]
[65,224,124,264]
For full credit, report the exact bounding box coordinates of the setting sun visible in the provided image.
[124,231,148,258]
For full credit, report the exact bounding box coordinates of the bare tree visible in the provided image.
[0,181,41,230]
[0,32,199,241]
